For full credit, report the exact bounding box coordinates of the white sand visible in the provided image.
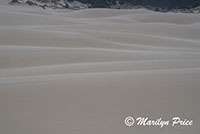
[0,1,200,134]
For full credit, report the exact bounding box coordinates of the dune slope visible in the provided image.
[0,2,200,134]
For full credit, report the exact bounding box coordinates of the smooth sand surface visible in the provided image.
[0,1,200,134]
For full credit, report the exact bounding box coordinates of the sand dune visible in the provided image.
[0,1,200,134]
